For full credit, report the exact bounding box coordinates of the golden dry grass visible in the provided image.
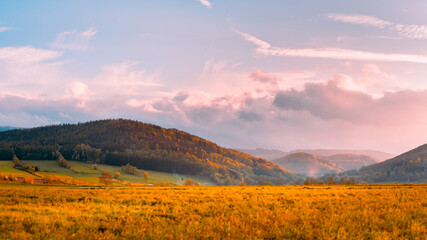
[0,184,426,239]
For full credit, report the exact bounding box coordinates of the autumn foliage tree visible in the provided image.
[100,171,113,185]
[12,155,19,166]
[184,179,201,186]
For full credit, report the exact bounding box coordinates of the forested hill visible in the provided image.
[340,143,427,183]
[0,119,296,185]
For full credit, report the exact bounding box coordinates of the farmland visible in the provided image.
[0,184,425,239]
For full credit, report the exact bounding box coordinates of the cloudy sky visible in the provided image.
[1,0,426,154]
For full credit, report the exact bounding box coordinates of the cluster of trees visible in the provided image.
[120,163,149,181]
[302,176,356,185]
[11,155,39,173]
[0,119,297,185]
[57,153,70,169]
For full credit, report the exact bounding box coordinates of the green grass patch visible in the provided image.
[4,160,215,185]
[0,161,35,177]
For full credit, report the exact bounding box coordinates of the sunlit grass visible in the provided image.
[0,184,425,239]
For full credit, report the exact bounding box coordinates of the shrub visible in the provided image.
[23,176,34,184]
[100,171,113,185]
[184,179,201,186]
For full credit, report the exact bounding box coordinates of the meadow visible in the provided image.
[0,160,215,186]
[0,184,425,239]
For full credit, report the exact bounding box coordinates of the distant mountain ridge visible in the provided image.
[234,148,288,162]
[0,119,297,185]
[236,148,394,162]
[0,126,19,132]
[288,149,394,162]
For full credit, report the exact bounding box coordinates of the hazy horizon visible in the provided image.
[1,1,426,154]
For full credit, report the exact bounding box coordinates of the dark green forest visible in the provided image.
[0,119,296,185]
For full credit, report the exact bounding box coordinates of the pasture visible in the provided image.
[0,160,215,186]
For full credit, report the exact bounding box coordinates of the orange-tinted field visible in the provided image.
[0,184,426,239]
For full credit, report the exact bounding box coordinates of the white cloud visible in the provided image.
[0,46,62,63]
[233,29,271,49]
[326,14,392,29]
[51,26,97,51]
[326,13,427,40]
[198,0,212,8]
[0,27,12,32]
[235,30,427,64]
[394,24,427,40]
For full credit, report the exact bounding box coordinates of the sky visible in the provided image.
[0,0,426,154]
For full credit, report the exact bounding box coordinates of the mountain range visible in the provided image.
[237,148,395,162]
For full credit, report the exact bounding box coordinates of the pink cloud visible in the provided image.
[249,70,280,85]
[273,78,427,126]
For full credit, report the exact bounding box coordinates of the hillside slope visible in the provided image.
[273,152,344,176]
[0,119,296,185]
[341,144,427,183]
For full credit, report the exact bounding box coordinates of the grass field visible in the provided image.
[0,184,425,239]
[0,160,215,186]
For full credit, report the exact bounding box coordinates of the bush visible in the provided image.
[23,176,34,184]
[184,179,201,186]
[100,171,113,185]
